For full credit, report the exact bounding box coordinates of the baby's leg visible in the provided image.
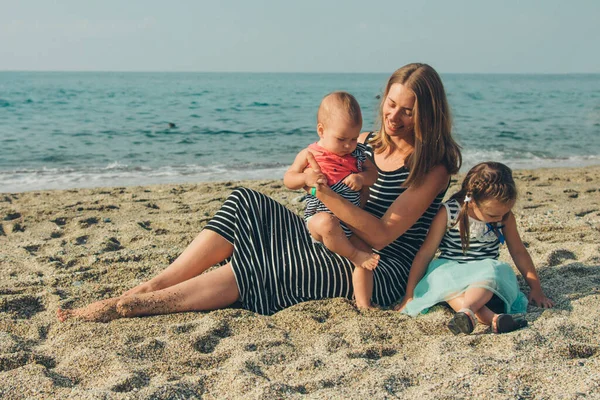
[353,267,375,309]
[307,212,379,270]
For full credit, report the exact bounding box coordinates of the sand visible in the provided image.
[0,166,599,399]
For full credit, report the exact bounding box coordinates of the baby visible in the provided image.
[284,91,379,308]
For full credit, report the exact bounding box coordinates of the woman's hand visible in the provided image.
[393,296,412,312]
[528,289,554,308]
[304,151,328,190]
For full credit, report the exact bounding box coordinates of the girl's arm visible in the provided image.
[394,207,448,311]
[284,148,326,190]
[503,212,554,308]
[308,151,449,250]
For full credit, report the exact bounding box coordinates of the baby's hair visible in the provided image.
[317,91,362,128]
[449,162,517,253]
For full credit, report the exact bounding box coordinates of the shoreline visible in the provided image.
[3,163,600,195]
[1,165,599,398]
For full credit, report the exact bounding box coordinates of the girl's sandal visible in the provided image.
[448,308,477,335]
[492,314,528,334]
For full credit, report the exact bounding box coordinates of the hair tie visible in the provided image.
[464,195,472,203]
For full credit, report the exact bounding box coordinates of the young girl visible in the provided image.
[396,162,554,334]
[284,91,380,309]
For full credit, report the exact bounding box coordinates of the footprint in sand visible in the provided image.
[23,244,41,255]
[102,237,123,252]
[11,222,25,232]
[74,235,88,245]
[51,217,68,226]
[138,221,152,231]
[1,295,45,319]
[347,346,397,360]
[561,343,598,359]
[79,217,99,228]
[0,352,56,373]
[110,371,151,393]
[563,189,579,198]
[191,320,231,354]
[547,249,577,266]
[575,209,598,217]
[3,212,21,221]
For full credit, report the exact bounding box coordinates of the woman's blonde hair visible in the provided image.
[369,63,462,187]
[450,162,517,254]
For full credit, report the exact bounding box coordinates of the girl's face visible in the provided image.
[382,83,415,138]
[469,199,514,223]
[317,117,361,156]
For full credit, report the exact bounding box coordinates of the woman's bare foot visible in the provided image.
[350,251,380,270]
[56,298,122,323]
[121,281,157,297]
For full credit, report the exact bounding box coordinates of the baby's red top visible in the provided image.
[306,142,361,186]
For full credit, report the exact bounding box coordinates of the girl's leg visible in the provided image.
[123,230,233,296]
[447,290,526,333]
[307,213,379,269]
[461,286,494,314]
[447,287,494,334]
[58,263,239,322]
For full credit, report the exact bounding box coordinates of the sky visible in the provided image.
[1,0,599,74]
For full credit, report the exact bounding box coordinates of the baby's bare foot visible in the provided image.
[351,251,380,270]
[356,301,378,310]
[56,298,122,323]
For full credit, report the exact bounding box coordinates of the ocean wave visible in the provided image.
[0,163,288,193]
[461,150,600,171]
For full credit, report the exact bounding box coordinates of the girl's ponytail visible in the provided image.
[457,193,472,254]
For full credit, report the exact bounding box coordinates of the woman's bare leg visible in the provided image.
[58,263,240,322]
[123,230,233,296]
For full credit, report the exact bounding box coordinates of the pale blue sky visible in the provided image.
[1,0,599,73]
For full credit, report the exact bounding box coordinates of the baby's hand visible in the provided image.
[342,174,364,191]
[528,290,554,308]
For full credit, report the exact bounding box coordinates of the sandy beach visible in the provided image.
[0,166,599,399]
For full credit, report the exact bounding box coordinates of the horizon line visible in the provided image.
[1,69,599,75]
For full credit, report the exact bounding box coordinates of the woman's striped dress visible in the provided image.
[204,134,446,315]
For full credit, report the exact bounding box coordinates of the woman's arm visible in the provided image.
[309,151,449,250]
[395,207,448,311]
[503,212,554,308]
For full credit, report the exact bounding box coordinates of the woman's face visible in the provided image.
[382,83,416,138]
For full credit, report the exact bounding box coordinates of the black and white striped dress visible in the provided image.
[438,199,501,262]
[204,133,446,315]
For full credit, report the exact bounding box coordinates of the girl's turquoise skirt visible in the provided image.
[402,258,528,317]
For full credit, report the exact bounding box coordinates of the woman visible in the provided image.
[57,63,462,322]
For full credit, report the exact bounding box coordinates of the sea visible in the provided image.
[1,72,599,193]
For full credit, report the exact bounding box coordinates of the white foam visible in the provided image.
[0,163,288,193]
